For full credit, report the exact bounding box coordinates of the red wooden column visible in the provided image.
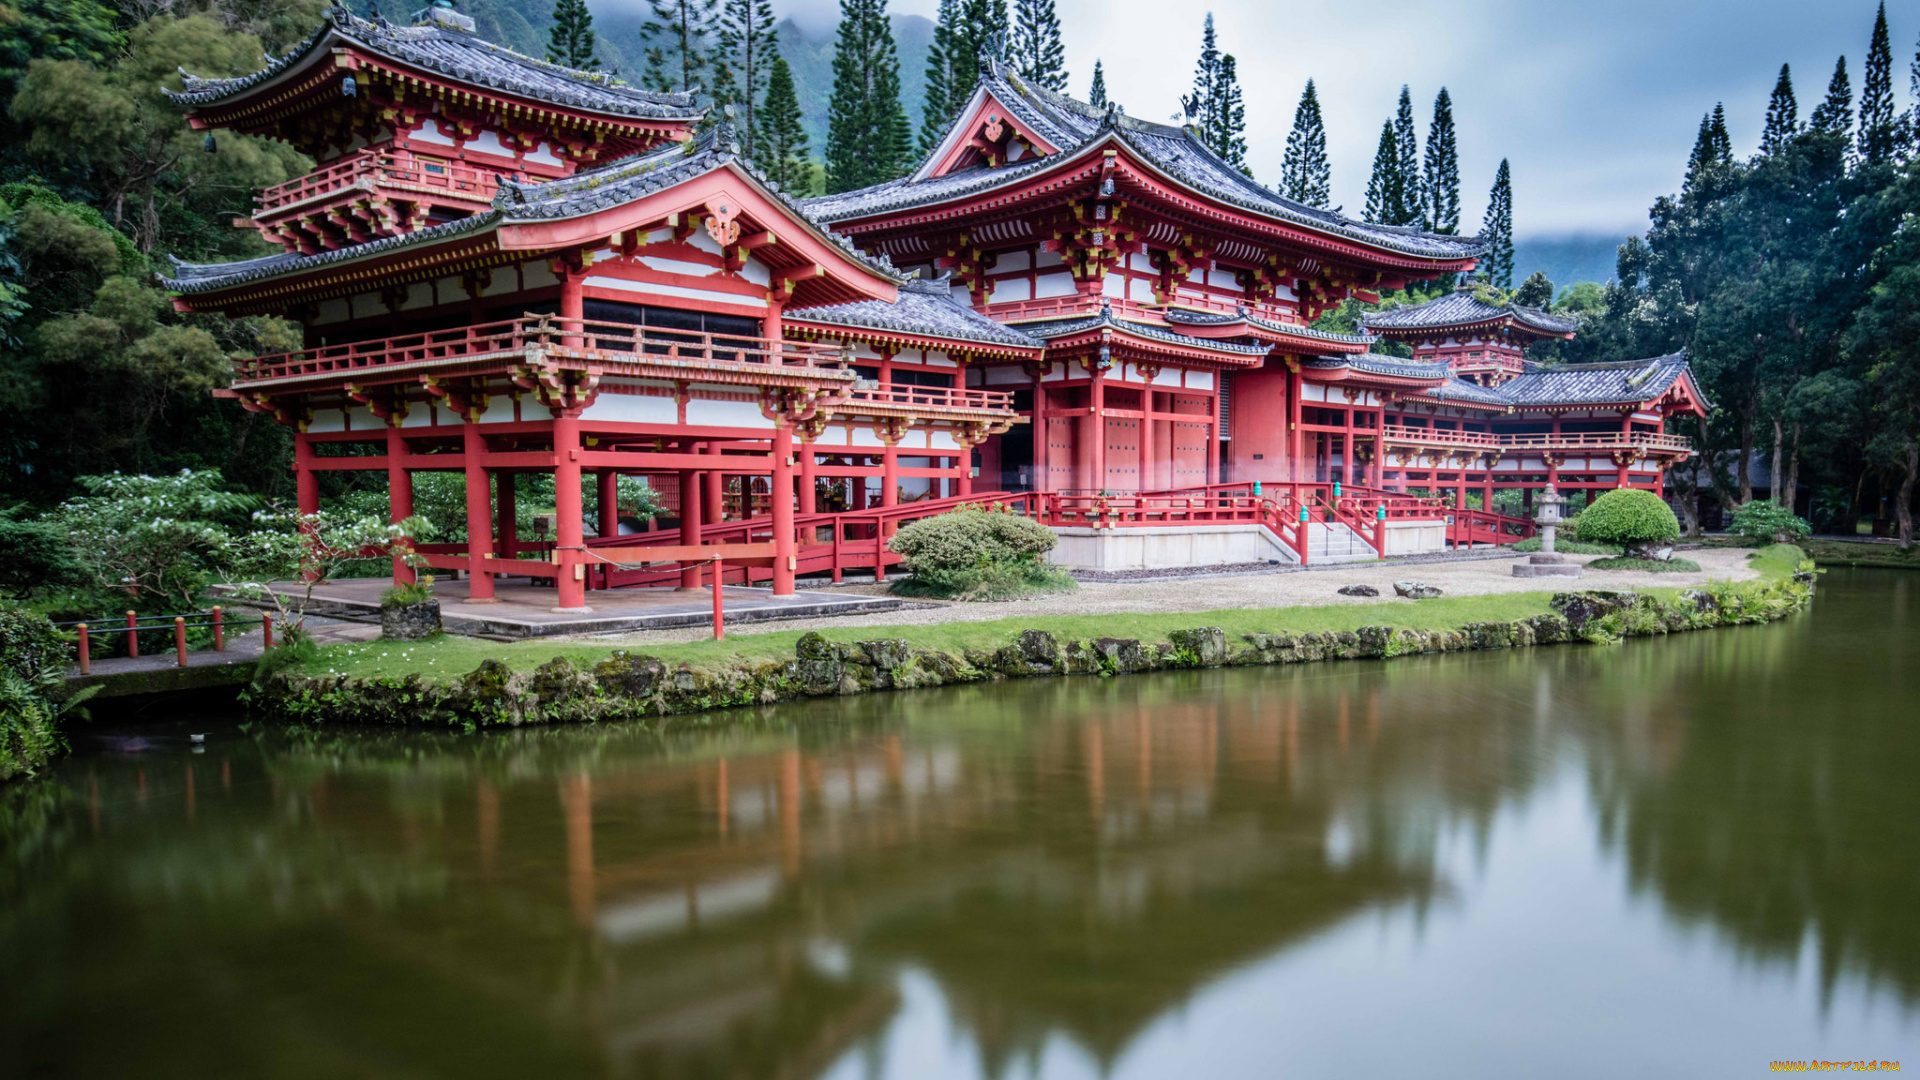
[798,430,818,514]
[1089,363,1106,492]
[1139,380,1156,492]
[1205,381,1220,486]
[462,419,495,602]
[1031,364,1049,492]
[597,471,619,537]
[559,257,586,346]
[294,431,319,516]
[386,423,415,585]
[881,438,899,508]
[956,433,975,498]
[1548,417,1563,488]
[705,443,725,524]
[678,453,704,590]
[552,413,588,612]
[497,472,518,561]
[771,422,796,595]
[1289,366,1306,484]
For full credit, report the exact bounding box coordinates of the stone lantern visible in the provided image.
[1512,485,1582,578]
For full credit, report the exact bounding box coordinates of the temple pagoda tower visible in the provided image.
[1360,285,1577,386]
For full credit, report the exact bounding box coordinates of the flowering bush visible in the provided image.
[50,469,256,611]
[226,508,433,635]
[1728,502,1812,544]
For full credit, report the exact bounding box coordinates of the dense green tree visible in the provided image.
[1858,2,1896,165]
[1480,159,1514,287]
[1424,87,1459,233]
[1809,56,1852,135]
[1187,12,1217,127]
[1009,0,1065,92]
[1087,58,1105,108]
[758,54,811,193]
[1391,85,1423,226]
[1203,53,1247,171]
[1364,120,1398,223]
[641,0,718,95]
[1512,270,1554,309]
[713,0,777,160]
[1280,79,1330,208]
[546,0,599,69]
[1683,106,1734,198]
[916,0,1005,154]
[0,0,121,91]
[1760,64,1799,155]
[826,0,912,192]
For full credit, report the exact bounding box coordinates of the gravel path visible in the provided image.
[577,547,1760,647]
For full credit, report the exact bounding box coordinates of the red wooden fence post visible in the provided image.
[125,610,138,658]
[174,617,187,668]
[710,555,725,640]
[263,613,274,650]
[212,607,224,651]
[76,623,89,675]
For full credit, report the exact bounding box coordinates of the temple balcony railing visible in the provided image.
[226,315,1018,420]
[254,148,504,217]
[1380,424,1692,455]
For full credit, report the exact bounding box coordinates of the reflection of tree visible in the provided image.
[1582,572,1920,1006]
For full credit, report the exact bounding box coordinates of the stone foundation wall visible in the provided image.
[1046,525,1298,570]
[245,577,1816,729]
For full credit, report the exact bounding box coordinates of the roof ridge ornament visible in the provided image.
[979,29,1006,77]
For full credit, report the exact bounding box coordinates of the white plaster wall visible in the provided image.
[1380,520,1448,557]
[1034,273,1078,299]
[307,408,346,433]
[583,394,677,424]
[685,399,773,428]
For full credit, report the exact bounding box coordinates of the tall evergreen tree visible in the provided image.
[546,0,599,70]
[1859,2,1896,164]
[1088,59,1106,108]
[1391,86,1424,226]
[642,0,719,95]
[1911,29,1920,151]
[1424,87,1460,233]
[1188,12,1219,124]
[758,54,810,193]
[1682,108,1734,198]
[1709,102,1732,160]
[1760,63,1799,155]
[1204,53,1247,172]
[826,0,912,193]
[1010,0,1066,92]
[713,0,777,160]
[1808,55,1852,136]
[1280,79,1331,208]
[1480,159,1514,287]
[1364,120,1399,223]
[916,0,1006,154]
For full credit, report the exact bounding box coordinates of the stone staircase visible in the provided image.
[1307,522,1379,563]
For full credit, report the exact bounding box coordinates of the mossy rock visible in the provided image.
[1167,627,1227,666]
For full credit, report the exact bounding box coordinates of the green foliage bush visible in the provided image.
[1575,489,1681,545]
[1728,501,1812,543]
[1510,536,1621,556]
[0,600,84,782]
[380,580,435,607]
[886,508,1076,600]
[1587,555,1703,573]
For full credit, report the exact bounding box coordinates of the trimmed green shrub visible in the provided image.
[1729,502,1812,544]
[887,508,1076,600]
[1576,489,1681,546]
[1511,536,1621,556]
[1587,555,1703,573]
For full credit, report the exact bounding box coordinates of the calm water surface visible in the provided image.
[3,569,1918,1078]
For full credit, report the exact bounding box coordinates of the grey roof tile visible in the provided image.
[1497,352,1695,406]
[1306,354,1453,380]
[1021,304,1271,357]
[1360,288,1577,336]
[803,64,1482,263]
[787,276,1042,351]
[169,7,701,121]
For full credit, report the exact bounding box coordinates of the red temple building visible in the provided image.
[165,6,1707,611]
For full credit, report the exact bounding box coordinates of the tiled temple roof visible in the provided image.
[1305,354,1453,381]
[1497,352,1695,406]
[1021,305,1271,357]
[168,6,702,121]
[803,64,1482,263]
[1161,306,1376,347]
[788,277,1043,351]
[162,126,902,293]
[1423,376,1513,406]
[1361,288,1577,337]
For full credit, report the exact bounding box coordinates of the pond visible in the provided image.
[2,569,1917,1078]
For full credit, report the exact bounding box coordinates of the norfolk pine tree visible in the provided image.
[1858,2,1896,165]
[547,0,599,69]
[1365,120,1398,222]
[642,0,718,94]
[1761,64,1799,155]
[1010,0,1066,92]
[1809,56,1851,135]
[917,0,1006,154]
[1206,53,1247,171]
[713,0,777,160]
[1280,79,1330,208]
[1481,159,1514,287]
[1088,59,1106,108]
[1392,86,1424,226]
[827,0,912,192]
[1424,87,1459,233]
[758,54,810,192]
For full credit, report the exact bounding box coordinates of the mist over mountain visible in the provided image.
[1512,234,1625,291]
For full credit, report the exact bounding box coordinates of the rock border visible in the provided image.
[245,576,1815,729]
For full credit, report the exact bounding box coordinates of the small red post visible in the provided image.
[212,607,224,651]
[710,555,725,640]
[77,624,90,675]
[262,613,274,650]
[174,617,187,668]
[125,610,138,658]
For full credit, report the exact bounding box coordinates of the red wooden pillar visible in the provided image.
[678,457,704,590]
[772,423,796,595]
[294,431,319,516]
[1139,386,1156,493]
[798,432,818,515]
[1032,366,1049,492]
[1289,366,1306,484]
[597,470,619,537]
[881,441,899,507]
[1205,383,1220,486]
[559,260,585,346]
[957,437,974,498]
[553,413,588,611]
[386,424,415,585]
[1089,364,1106,492]
[705,442,725,524]
[1548,417,1562,488]
[462,420,495,602]
[497,472,518,561]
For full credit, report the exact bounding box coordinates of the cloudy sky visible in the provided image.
[767,0,1909,240]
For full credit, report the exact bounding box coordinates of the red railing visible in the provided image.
[843,384,1016,413]
[1447,507,1536,547]
[1380,424,1692,454]
[56,607,270,673]
[255,148,503,214]
[232,316,853,386]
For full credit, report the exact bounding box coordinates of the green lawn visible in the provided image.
[1793,537,1920,570]
[297,545,1809,683]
